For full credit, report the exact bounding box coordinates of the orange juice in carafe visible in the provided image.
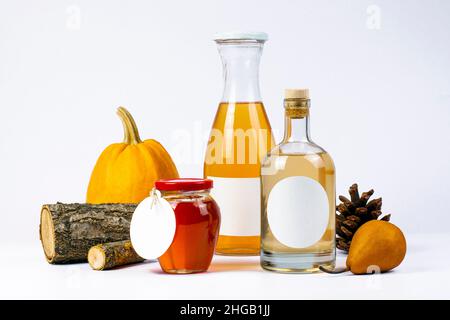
[204,32,274,255]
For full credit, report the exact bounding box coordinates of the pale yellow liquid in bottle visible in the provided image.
[261,152,335,272]
[204,101,274,255]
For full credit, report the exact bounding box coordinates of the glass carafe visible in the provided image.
[204,32,274,255]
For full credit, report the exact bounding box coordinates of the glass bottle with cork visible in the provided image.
[261,89,336,272]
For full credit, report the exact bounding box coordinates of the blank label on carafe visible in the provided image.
[208,176,260,236]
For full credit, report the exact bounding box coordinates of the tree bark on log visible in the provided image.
[88,240,144,270]
[39,203,137,264]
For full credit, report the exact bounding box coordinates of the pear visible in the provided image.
[321,220,406,275]
[347,220,406,274]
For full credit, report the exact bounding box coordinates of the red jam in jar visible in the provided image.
[155,178,221,274]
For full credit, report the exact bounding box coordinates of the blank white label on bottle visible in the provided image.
[267,176,330,248]
[208,176,260,236]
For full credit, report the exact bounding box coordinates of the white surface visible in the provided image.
[209,177,261,236]
[267,176,330,248]
[1,233,449,300]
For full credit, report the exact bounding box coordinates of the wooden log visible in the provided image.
[39,203,137,264]
[88,240,144,270]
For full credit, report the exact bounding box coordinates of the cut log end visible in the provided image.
[39,203,136,264]
[88,247,107,271]
[40,206,56,263]
[87,240,144,270]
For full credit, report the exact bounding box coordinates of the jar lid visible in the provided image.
[155,178,213,191]
[213,31,268,42]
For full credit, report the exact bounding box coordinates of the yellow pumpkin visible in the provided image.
[87,107,179,204]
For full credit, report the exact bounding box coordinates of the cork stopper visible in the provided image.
[285,89,309,100]
[284,88,310,118]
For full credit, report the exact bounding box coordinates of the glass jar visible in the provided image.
[156,178,221,274]
[204,32,274,256]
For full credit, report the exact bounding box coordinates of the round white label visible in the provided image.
[267,176,330,248]
[130,190,176,260]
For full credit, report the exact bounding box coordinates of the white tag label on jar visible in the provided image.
[267,176,330,248]
[130,189,176,260]
[208,176,260,236]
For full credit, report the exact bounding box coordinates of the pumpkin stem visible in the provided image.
[116,107,142,144]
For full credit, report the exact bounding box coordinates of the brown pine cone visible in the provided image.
[336,183,391,252]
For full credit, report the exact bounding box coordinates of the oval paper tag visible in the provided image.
[130,189,176,260]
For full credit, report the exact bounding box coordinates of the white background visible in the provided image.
[0,0,449,299]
